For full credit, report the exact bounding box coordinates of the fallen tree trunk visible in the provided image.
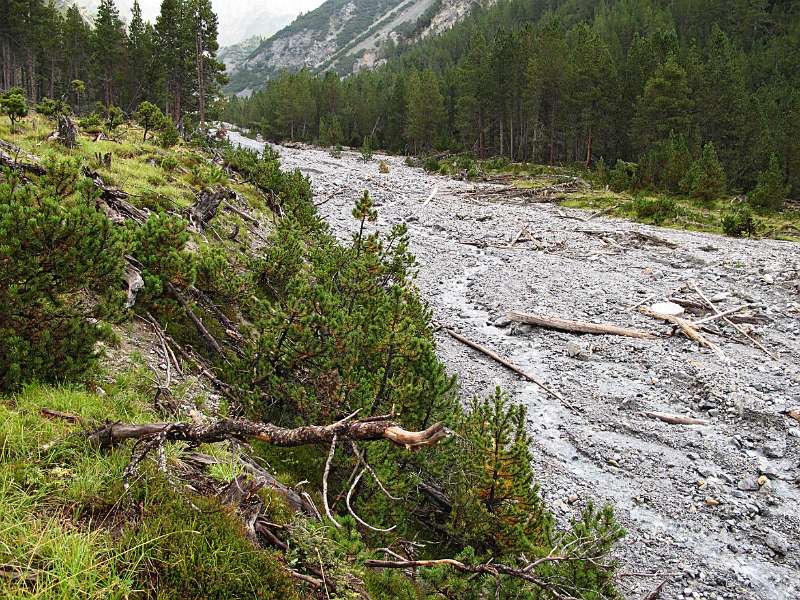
[88,415,447,451]
[507,310,655,339]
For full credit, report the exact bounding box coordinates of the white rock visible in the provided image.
[649,301,685,316]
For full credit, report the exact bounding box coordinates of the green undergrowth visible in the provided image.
[428,154,800,240]
[0,378,299,599]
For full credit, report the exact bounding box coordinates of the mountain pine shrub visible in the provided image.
[0,162,126,391]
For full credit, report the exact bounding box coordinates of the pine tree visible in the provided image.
[630,56,695,154]
[0,159,126,391]
[693,26,750,180]
[134,100,165,141]
[92,0,127,108]
[450,388,553,554]
[127,0,156,110]
[405,69,444,154]
[0,87,28,132]
[748,154,789,211]
[681,142,727,201]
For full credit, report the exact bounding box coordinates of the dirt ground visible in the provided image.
[229,132,799,600]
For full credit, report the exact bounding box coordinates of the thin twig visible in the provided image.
[346,469,396,532]
[322,434,341,528]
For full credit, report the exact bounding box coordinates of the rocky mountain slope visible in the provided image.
[225,0,493,96]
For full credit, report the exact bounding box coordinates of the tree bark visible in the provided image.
[87,416,447,451]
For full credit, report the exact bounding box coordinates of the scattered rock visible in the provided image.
[565,341,583,358]
[737,477,760,491]
[764,531,788,556]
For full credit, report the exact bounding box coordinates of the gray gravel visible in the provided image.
[229,132,800,600]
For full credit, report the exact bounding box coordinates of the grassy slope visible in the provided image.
[438,158,800,241]
[0,116,299,598]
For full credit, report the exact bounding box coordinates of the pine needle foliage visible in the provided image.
[0,161,126,391]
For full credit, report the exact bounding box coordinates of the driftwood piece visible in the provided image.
[639,307,725,360]
[507,310,655,339]
[644,411,708,426]
[190,187,236,229]
[443,328,569,407]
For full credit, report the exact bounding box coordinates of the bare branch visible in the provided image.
[323,434,342,529]
[346,470,396,533]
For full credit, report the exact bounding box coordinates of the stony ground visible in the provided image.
[229,133,799,600]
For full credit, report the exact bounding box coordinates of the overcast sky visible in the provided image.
[109,0,325,45]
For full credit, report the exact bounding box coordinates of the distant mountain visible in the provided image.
[53,1,297,47]
[224,0,491,96]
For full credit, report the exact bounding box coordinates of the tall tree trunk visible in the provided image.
[196,28,205,128]
[585,124,593,167]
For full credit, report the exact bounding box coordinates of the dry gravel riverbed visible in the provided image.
[229,132,799,600]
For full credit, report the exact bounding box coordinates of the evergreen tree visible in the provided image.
[92,0,127,108]
[682,142,727,201]
[405,68,444,154]
[693,25,750,181]
[0,159,126,392]
[127,0,156,110]
[0,87,28,132]
[134,100,165,141]
[748,153,789,211]
[630,56,695,154]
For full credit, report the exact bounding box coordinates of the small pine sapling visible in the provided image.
[0,87,28,133]
[134,101,165,142]
[748,153,789,211]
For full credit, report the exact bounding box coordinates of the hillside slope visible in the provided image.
[225,0,492,95]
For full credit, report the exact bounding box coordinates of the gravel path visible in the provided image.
[230,133,799,600]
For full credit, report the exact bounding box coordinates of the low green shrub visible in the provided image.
[632,196,678,223]
[722,205,756,237]
[0,161,126,392]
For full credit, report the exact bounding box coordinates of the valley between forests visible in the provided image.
[229,131,800,600]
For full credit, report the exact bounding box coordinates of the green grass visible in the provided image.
[0,377,298,599]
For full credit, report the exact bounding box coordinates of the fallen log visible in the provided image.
[87,415,447,451]
[443,327,569,407]
[507,310,655,339]
[643,411,708,426]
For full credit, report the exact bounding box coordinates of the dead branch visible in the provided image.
[166,282,224,356]
[443,327,570,408]
[691,303,753,326]
[507,310,655,339]
[40,408,84,424]
[638,308,725,360]
[323,434,342,528]
[643,411,708,426]
[86,415,447,451]
[346,469,396,532]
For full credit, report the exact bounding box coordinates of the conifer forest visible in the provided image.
[0,1,798,599]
